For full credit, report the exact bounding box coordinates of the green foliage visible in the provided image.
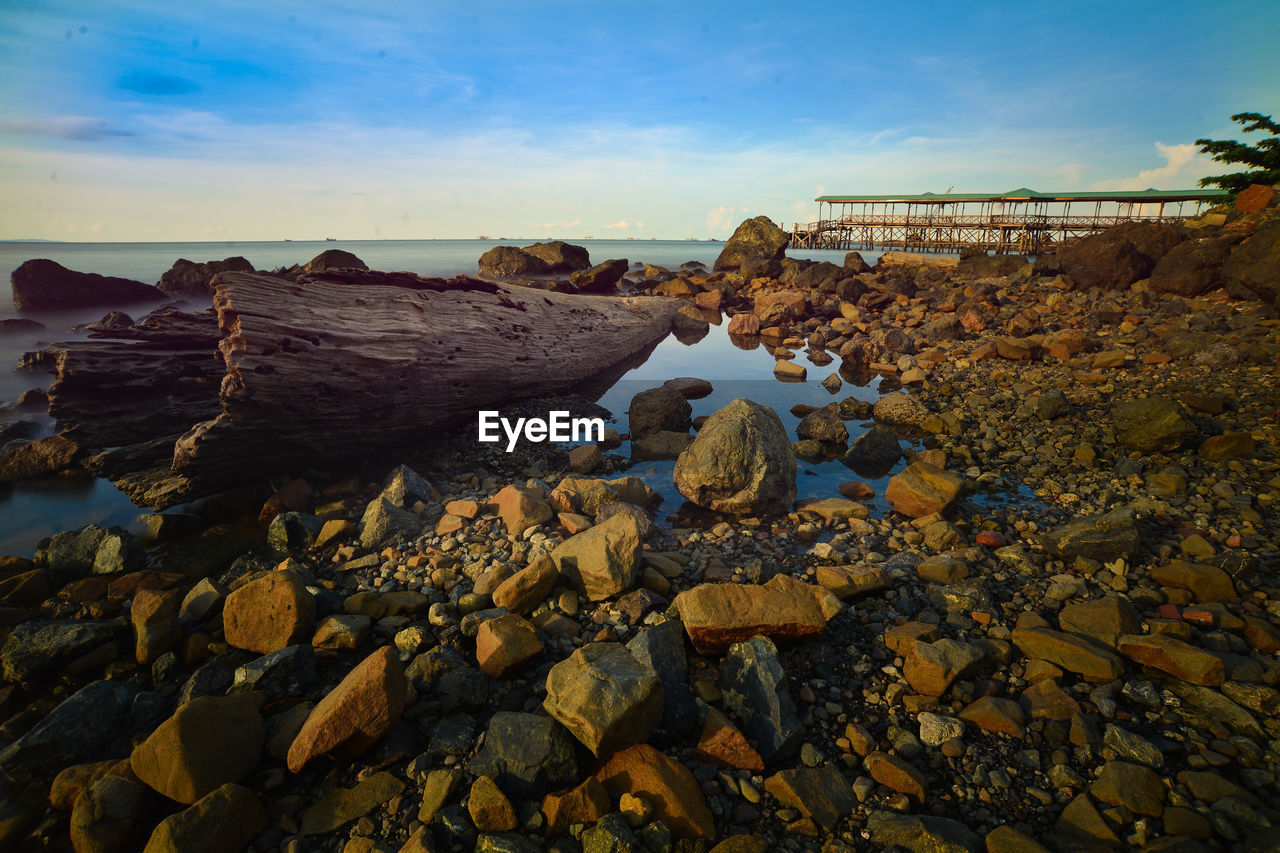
[1195,113,1280,196]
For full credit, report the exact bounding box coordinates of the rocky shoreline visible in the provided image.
[0,189,1279,852]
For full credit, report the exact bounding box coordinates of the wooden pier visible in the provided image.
[787,188,1228,255]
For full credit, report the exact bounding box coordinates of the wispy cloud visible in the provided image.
[0,115,135,141]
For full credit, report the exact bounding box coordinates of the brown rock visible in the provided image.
[543,642,663,755]
[222,570,315,654]
[130,694,265,805]
[50,760,118,811]
[1057,597,1140,648]
[694,706,765,772]
[1150,559,1236,602]
[1116,634,1224,686]
[467,775,517,832]
[864,751,927,803]
[0,568,50,608]
[672,575,843,653]
[492,484,553,535]
[1091,760,1164,817]
[475,613,542,679]
[1235,183,1277,212]
[885,461,964,518]
[1020,679,1080,720]
[814,564,888,599]
[542,777,610,835]
[595,744,715,841]
[985,825,1051,853]
[1198,431,1256,460]
[0,434,78,481]
[142,783,266,853]
[1056,793,1122,848]
[287,646,406,772]
[551,513,641,601]
[1011,627,1123,682]
[69,774,148,853]
[727,312,760,335]
[959,696,1026,738]
[884,621,940,655]
[903,638,984,696]
[132,588,183,665]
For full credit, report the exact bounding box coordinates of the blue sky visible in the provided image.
[1,0,1277,240]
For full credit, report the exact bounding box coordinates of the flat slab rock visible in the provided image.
[672,574,843,654]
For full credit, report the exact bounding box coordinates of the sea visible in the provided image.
[0,237,902,555]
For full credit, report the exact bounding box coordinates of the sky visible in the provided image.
[0,0,1277,241]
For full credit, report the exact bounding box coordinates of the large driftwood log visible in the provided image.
[33,271,683,507]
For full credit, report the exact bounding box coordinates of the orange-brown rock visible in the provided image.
[694,706,765,772]
[142,782,267,853]
[542,777,610,836]
[595,744,715,841]
[130,694,265,805]
[864,751,927,803]
[1235,183,1277,212]
[1116,634,1224,686]
[959,696,1026,738]
[475,613,543,679]
[673,575,843,653]
[1057,597,1141,648]
[814,564,888,599]
[1020,679,1080,720]
[287,646,406,772]
[1150,560,1236,603]
[1011,627,1123,682]
[492,484,552,535]
[467,775,517,832]
[132,588,184,665]
[491,553,559,614]
[222,570,315,654]
[885,461,964,518]
[903,638,984,696]
[884,621,940,655]
[727,312,760,335]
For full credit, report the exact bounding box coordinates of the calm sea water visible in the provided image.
[0,238,884,555]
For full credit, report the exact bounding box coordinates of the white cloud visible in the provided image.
[1096,142,1214,191]
[602,220,629,230]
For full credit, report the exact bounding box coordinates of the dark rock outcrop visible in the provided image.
[1224,219,1280,303]
[303,249,367,273]
[11,259,163,311]
[478,246,552,278]
[1057,223,1184,291]
[158,257,255,298]
[522,241,590,272]
[713,216,788,271]
[1149,237,1232,297]
[570,258,629,293]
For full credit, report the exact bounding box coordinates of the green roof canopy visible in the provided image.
[815,188,1229,204]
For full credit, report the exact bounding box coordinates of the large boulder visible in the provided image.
[286,646,406,772]
[1149,238,1232,297]
[550,513,642,601]
[543,642,663,755]
[842,425,902,477]
[1111,397,1196,452]
[673,575,843,654]
[570,258,629,292]
[142,783,266,853]
[1057,222,1184,291]
[130,694,265,804]
[674,398,796,515]
[11,259,163,311]
[158,257,254,298]
[0,433,79,481]
[478,246,551,278]
[627,386,692,437]
[522,241,591,272]
[1223,218,1280,302]
[303,249,367,273]
[468,711,579,800]
[222,570,316,654]
[714,216,789,271]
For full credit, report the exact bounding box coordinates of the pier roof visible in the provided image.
[815,188,1230,204]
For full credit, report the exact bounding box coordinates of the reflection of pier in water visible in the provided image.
[787,188,1228,255]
